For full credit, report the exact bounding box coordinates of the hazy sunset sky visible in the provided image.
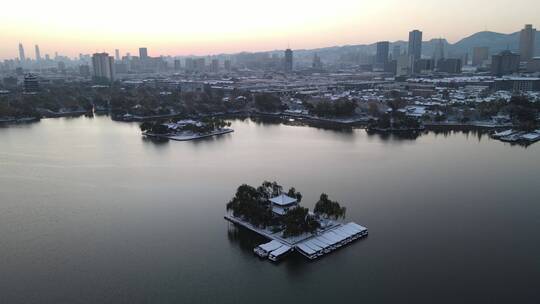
[0,0,538,59]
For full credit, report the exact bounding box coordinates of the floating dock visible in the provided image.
[225,215,368,262]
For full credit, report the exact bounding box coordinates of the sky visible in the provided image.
[0,0,538,59]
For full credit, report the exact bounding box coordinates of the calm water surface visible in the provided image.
[1,116,539,303]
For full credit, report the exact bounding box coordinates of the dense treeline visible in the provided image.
[369,111,421,130]
[305,98,357,118]
[254,93,284,112]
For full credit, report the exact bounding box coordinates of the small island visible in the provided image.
[224,181,368,262]
[140,117,233,141]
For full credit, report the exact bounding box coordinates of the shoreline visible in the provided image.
[0,117,40,125]
[113,110,519,130]
[144,128,234,141]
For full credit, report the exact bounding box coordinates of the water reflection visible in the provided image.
[225,223,312,272]
[226,224,266,253]
[366,130,423,141]
[141,136,169,146]
[257,116,354,131]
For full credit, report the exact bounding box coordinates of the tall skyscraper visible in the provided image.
[211,59,219,73]
[472,47,489,66]
[408,30,423,60]
[35,45,41,62]
[58,61,66,74]
[392,45,401,61]
[174,59,182,71]
[139,47,148,60]
[185,58,194,71]
[519,24,536,62]
[18,43,26,62]
[284,49,293,73]
[195,58,205,72]
[91,53,115,82]
[376,41,390,65]
[432,39,445,62]
[115,49,120,61]
[312,53,323,70]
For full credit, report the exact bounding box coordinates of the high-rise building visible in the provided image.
[284,49,293,73]
[392,45,401,61]
[491,50,520,76]
[527,58,540,72]
[396,54,411,76]
[139,47,148,60]
[519,24,536,62]
[472,47,489,66]
[195,58,205,72]
[23,74,39,93]
[58,61,66,74]
[211,59,219,73]
[224,59,231,71]
[185,58,194,71]
[91,53,115,82]
[312,53,323,70]
[408,30,423,60]
[18,43,26,62]
[79,65,91,77]
[432,39,445,63]
[174,59,182,71]
[376,41,390,65]
[437,58,462,74]
[415,59,435,73]
[115,49,120,61]
[35,45,41,62]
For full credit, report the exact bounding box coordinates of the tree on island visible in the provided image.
[226,184,273,228]
[282,206,320,238]
[140,118,231,135]
[314,193,346,220]
[139,121,169,134]
[226,181,310,233]
[256,181,283,200]
[227,182,350,237]
[287,187,303,203]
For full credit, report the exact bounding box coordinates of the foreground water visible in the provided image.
[1,116,539,304]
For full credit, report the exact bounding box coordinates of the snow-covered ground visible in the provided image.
[146,128,234,141]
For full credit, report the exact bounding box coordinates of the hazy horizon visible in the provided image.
[1,0,539,60]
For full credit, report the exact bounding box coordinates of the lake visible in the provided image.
[1,115,539,303]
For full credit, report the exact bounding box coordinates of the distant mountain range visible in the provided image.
[268,30,540,64]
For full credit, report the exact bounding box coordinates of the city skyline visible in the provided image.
[1,0,540,59]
